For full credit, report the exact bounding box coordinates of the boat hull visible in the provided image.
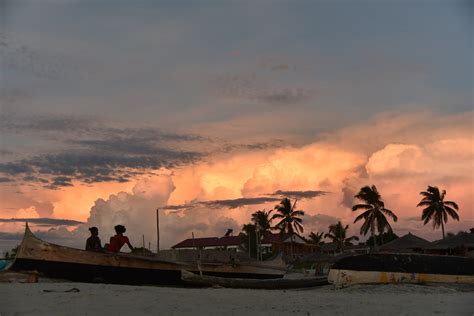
[181,270,328,289]
[328,253,474,288]
[328,269,474,288]
[9,224,285,284]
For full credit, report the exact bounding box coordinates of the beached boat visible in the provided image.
[8,224,286,285]
[328,253,474,288]
[181,270,328,289]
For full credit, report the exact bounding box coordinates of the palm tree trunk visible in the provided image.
[370,225,376,253]
[441,221,445,239]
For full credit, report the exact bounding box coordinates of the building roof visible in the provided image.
[427,232,474,250]
[172,236,243,249]
[379,233,431,251]
[261,232,306,244]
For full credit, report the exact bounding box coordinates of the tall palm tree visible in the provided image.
[251,209,272,260]
[324,222,358,252]
[308,232,324,245]
[352,185,398,251]
[241,223,257,258]
[271,198,305,256]
[417,186,459,239]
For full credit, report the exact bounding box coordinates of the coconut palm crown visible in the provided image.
[271,198,304,234]
[417,185,459,239]
[324,221,358,251]
[251,209,273,233]
[352,185,398,249]
[308,232,324,245]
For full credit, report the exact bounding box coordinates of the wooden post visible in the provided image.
[156,208,160,253]
[142,235,145,248]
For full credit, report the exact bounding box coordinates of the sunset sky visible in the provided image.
[0,0,472,253]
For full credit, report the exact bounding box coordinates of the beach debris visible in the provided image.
[43,287,80,293]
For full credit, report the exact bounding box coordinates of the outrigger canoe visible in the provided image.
[8,224,286,285]
[181,270,328,289]
[328,253,474,288]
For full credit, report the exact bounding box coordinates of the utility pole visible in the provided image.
[156,208,160,253]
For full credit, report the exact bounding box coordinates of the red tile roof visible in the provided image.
[172,236,243,249]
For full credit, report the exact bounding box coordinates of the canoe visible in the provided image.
[328,253,474,288]
[181,270,328,289]
[8,223,286,285]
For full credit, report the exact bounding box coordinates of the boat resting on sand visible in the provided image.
[328,253,474,288]
[181,270,328,289]
[8,224,286,285]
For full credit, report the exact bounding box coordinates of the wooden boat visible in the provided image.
[328,253,474,288]
[181,270,328,289]
[8,224,286,285]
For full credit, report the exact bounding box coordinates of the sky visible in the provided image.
[0,0,473,253]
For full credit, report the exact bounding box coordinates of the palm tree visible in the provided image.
[308,232,324,245]
[251,209,272,233]
[324,222,358,252]
[251,209,272,260]
[417,186,459,239]
[271,198,305,256]
[241,223,257,258]
[272,198,304,234]
[352,185,398,251]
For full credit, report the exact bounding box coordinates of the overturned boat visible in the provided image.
[328,253,474,288]
[8,224,286,285]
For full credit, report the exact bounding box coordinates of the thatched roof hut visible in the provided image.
[379,233,430,252]
[427,232,474,250]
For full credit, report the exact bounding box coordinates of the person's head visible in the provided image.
[89,227,99,236]
[114,225,126,235]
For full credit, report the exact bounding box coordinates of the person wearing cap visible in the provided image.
[105,225,134,253]
[85,227,102,251]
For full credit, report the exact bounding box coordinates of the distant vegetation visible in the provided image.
[238,184,461,258]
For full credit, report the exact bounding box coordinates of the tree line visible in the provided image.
[240,185,461,256]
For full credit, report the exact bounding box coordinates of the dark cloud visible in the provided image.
[48,176,73,188]
[220,139,286,153]
[269,190,328,200]
[163,196,283,211]
[256,88,314,106]
[0,114,206,144]
[164,190,326,211]
[214,74,315,106]
[0,114,209,187]
[0,217,84,226]
[0,150,202,188]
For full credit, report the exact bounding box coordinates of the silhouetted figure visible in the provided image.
[105,225,134,253]
[85,227,102,251]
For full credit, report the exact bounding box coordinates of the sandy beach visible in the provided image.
[0,282,472,316]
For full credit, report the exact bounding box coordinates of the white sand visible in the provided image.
[0,282,472,316]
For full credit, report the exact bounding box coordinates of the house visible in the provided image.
[426,231,474,256]
[171,235,244,252]
[260,232,317,255]
[379,233,430,253]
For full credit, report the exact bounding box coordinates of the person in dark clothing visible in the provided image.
[85,227,102,251]
[105,225,134,253]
